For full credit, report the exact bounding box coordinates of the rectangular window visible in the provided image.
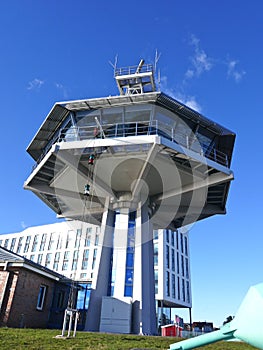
[166,245,170,269]
[176,231,179,250]
[53,252,60,271]
[74,229,82,249]
[166,271,170,297]
[62,251,70,271]
[71,250,79,270]
[0,240,2,246]
[56,234,63,250]
[65,231,74,249]
[177,277,180,300]
[10,238,16,251]
[182,279,186,302]
[181,255,185,277]
[92,249,97,269]
[177,252,180,274]
[153,229,159,240]
[185,258,189,279]
[171,249,175,271]
[94,234,99,246]
[180,233,184,253]
[45,253,52,268]
[31,234,39,252]
[30,254,35,261]
[48,233,55,250]
[166,230,169,243]
[37,254,43,265]
[4,239,9,249]
[184,236,188,256]
[36,285,47,310]
[154,269,158,294]
[171,231,175,246]
[154,243,158,266]
[82,249,89,270]
[24,236,31,253]
[84,228,91,247]
[39,233,47,251]
[172,274,176,299]
[186,281,190,303]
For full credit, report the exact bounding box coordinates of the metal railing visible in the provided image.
[114,63,154,77]
[32,120,229,171]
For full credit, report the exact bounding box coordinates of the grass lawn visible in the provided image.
[0,328,257,350]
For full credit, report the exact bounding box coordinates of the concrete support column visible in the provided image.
[132,201,157,335]
[85,206,115,331]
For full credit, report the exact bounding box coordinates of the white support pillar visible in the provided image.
[112,208,129,300]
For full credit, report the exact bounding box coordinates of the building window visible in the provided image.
[84,230,91,247]
[48,233,55,250]
[176,231,179,250]
[94,234,99,246]
[181,255,184,277]
[180,233,184,253]
[4,239,9,249]
[65,231,74,249]
[62,251,70,271]
[184,236,188,256]
[177,252,180,274]
[182,279,186,302]
[171,231,175,246]
[186,281,190,303]
[166,245,170,269]
[36,285,47,310]
[92,249,97,270]
[166,271,170,297]
[154,242,158,266]
[177,277,180,300]
[10,238,16,251]
[166,230,169,243]
[37,254,43,265]
[81,249,89,270]
[80,273,87,279]
[45,253,52,268]
[154,269,158,294]
[24,236,31,253]
[53,252,60,271]
[185,258,189,278]
[74,229,82,249]
[171,249,175,272]
[30,254,35,261]
[172,274,176,299]
[39,233,47,251]
[153,229,159,240]
[71,250,79,270]
[56,234,63,250]
[0,240,2,246]
[31,234,39,252]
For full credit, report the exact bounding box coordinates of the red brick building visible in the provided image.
[0,247,71,328]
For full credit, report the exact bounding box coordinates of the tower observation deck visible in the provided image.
[24,60,235,334]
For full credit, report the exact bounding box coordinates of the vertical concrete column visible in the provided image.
[85,206,115,331]
[112,208,129,300]
[132,201,157,335]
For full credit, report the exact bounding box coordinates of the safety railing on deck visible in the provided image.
[32,120,229,171]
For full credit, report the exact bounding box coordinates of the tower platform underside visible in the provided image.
[25,133,233,230]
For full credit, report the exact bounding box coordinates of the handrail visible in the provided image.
[31,120,229,172]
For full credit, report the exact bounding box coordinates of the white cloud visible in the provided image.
[27,78,44,90]
[160,76,202,113]
[185,34,213,79]
[54,82,68,99]
[227,60,246,83]
[21,221,27,229]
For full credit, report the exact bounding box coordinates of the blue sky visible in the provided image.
[1,0,262,327]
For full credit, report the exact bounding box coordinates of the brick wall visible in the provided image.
[0,269,18,326]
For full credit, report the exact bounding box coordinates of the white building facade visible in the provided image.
[0,219,191,332]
